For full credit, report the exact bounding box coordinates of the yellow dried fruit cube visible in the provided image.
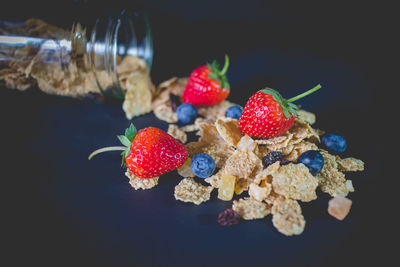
[218,174,237,201]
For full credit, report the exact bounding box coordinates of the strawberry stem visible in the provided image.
[88,146,127,160]
[287,84,321,103]
[219,55,230,76]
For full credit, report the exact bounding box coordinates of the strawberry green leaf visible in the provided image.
[208,73,219,80]
[206,55,231,90]
[125,124,137,142]
[118,135,132,147]
[261,84,321,119]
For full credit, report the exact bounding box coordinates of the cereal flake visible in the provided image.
[215,117,243,147]
[125,169,159,190]
[271,197,305,236]
[271,163,318,202]
[168,124,187,143]
[174,178,213,205]
[232,198,271,220]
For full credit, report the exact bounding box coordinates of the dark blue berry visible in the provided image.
[191,153,216,178]
[177,103,198,125]
[262,151,285,167]
[225,105,243,119]
[297,150,324,175]
[322,133,347,153]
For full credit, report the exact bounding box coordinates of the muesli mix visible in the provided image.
[0,19,364,235]
[89,55,364,236]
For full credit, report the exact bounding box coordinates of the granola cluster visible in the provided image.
[126,77,365,236]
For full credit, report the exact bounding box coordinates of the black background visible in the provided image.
[1,1,395,266]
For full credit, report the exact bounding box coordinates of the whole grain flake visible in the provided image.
[271,163,318,202]
[174,178,213,205]
[232,198,271,220]
[271,197,305,236]
[125,170,159,190]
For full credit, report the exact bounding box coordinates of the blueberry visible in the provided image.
[297,150,324,175]
[322,133,347,153]
[191,153,216,178]
[262,151,285,167]
[177,103,198,125]
[225,105,243,119]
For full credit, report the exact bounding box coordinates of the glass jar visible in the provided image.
[0,9,153,99]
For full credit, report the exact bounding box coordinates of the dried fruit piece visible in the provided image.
[218,174,237,201]
[262,151,285,167]
[217,208,241,226]
[328,196,352,220]
[232,198,271,220]
[125,169,159,190]
[272,163,318,202]
[174,178,213,205]
[271,197,305,236]
[177,158,195,178]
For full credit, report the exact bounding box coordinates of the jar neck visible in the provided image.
[86,10,153,99]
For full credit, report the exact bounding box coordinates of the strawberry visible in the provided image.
[238,84,321,139]
[89,124,188,179]
[182,55,230,106]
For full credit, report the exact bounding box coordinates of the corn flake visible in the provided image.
[168,124,187,144]
[153,103,178,123]
[236,135,257,152]
[317,150,350,197]
[337,157,365,172]
[232,198,271,220]
[284,141,318,162]
[125,170,159,190]
[197,101,235,120]
[297,109,316,125]
[215,117,243,147]
[271,163,318,202]
[177,158,195,178]
[174,178,213,205]
[223,150,261,180]
[248,181,271,202]
[271,197,305,236]
[122,76,153,119]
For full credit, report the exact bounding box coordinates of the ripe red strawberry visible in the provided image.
[89,124,188,179]
[238,84,321,139]
[182,55,230,106]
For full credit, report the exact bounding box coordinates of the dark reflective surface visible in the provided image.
[1,1,392,266]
